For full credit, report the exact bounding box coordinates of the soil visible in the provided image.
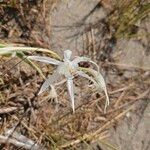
[50,1,150,149]
[0,0,150,150]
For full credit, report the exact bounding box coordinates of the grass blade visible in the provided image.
[0,46,62,60]
[27,55,61,65]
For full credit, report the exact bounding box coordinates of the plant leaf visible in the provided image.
[0,46,61,60]
[27,55,61,65]
[16,52,45,79]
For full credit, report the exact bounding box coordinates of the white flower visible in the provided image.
[27,50,109,113]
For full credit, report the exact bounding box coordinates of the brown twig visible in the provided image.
[0,107,18,114]
[105,62,150,71]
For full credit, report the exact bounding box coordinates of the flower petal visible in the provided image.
[76,70,97,85]
[90,69,109,113]
[79,67,109,113]
[27,55,61,65]
[67,77,75,112]
[38,71,60,95]
[72,57,99,71]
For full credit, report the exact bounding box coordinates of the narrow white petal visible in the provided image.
[104,88,109,113]
[76,70,97,85]
[80,68,109,113]
[73,57,99,71]
[67,77,75,112]
[72,57,90,64]
[27,56,61,65]
[38,71,60,95]
[89,60,100,72]
[92,70,110,112]
[38,78,51,95]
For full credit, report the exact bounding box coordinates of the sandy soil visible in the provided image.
[50,1,150,150]
[0,0,149,150]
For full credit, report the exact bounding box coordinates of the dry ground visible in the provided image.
[0,0,150,150]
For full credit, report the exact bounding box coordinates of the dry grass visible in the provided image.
[0,0,149,149]
[0,55,149,149]
[109,0,150,38]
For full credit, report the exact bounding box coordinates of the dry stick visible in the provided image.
[5,128,44,150]
[0,135,36,150]
[60,105,134,148]
[91,83,135,107]
[114,90,127,107]
[109,83,135,94]
[82,33,85,54]
[0,92,4,103]
[27,98,36,122]
[91,28,96,60]
[4,109,31,146]
[59,132,108,150]
[98,139,118,150]
[12,115,58,148]
[107,89,149,114]
[0,107,18,114]
[90,130,109,146]
[105,62,150,71]
[12,115,37,140]
[87,31,91,56]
